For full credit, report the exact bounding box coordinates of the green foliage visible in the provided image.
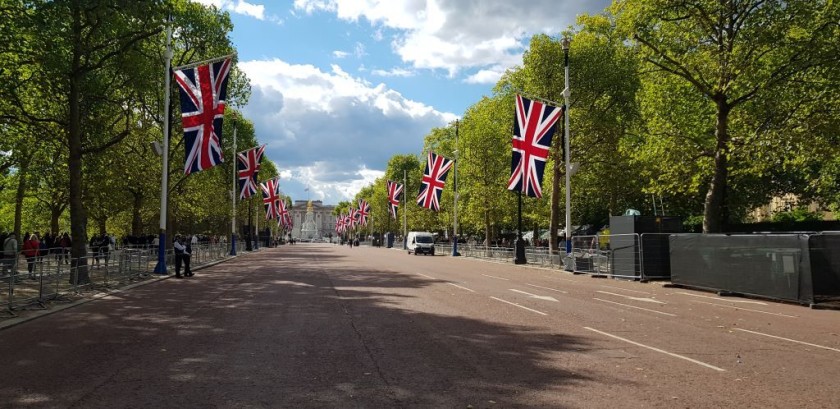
[771,207,823,223]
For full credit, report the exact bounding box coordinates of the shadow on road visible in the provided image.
[0,245,607,408]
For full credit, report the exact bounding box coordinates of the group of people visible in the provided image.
[1,231,73,279]
[0,229,212,280]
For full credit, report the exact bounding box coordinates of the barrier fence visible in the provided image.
[424,234,666,280]
[1,242,247,317]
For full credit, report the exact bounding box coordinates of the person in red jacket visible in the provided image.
[21,232,40,279]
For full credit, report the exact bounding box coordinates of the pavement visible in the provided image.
[0,244,838,408]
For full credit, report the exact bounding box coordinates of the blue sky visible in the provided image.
[194,0,612,204]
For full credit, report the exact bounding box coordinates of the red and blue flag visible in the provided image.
[417,151,453,211]
[174,58,232,175]
[357,200,370,226]
[237,145,265,199]
[507,94,563,198]
[386,180,403,219]
[260,178,282,220]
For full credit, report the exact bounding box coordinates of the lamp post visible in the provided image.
[562,37,572,259]
[230,116,237,256]
[154,19,173,275]
[452,120,460,256]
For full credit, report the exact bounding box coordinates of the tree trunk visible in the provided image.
[13,159,28,238]
[68,4,89,284]
[50,205,62,234]
[131,190,143,236]
[98,217,107,235]
[703,99,731,233]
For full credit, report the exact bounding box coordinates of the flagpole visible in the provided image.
[154,18,173,275]
[562,37,572,261]
[452,120,460,257]
[514,191,526,264]
[402,169,407,250]
[255,196,260,250]
[230,120,237,256]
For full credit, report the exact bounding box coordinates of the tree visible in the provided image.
[615,0,840,232]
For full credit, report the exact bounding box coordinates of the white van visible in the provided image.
[406,231,435,256]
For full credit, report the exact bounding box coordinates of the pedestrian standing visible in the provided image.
[173,235,186,279]
[183,240,193,277]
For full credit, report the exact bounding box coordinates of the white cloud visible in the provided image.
[332,50,350,59]
[239,58,456,202]
[371,67,414,78]
[192,0,276,22]
[293,0,611,78]
[464,66,507,84]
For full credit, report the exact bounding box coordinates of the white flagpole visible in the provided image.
[230,122,237,255]
[563,38,572,257]
[403,169,407,249]
[154,18,173,275]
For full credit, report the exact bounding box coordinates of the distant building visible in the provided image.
[750,194,834,221]
[290,200,336,239]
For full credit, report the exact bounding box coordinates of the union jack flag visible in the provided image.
[277,199,292,229]
[343,213,353,231]
[260,178,282,220]
[237,145,265,199]
[507,94,563,198]
[386,180,403,219]
[349,208,360,228]
[417,151,453,211]
[335,215,342,233]
[174,58,232,175]
[357,200,370,226]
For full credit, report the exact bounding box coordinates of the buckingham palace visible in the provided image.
[290,200,336,240]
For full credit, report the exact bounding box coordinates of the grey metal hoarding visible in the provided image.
[670,234,813,304]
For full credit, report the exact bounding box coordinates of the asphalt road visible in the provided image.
[0,244,838,408]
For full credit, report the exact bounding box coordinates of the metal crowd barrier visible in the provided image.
[1,242,241,317]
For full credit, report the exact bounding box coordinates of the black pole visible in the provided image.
[246,199,253,251]
[514,191,526,264]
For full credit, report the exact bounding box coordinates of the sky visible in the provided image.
[193,0,612,205]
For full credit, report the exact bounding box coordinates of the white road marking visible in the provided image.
[482,274,510,281]
[584,327,726,372]
[526,283,568,294]
[596,290,665,304]
[490,297,548,316]
[510,289,558,302]
[599,285,651,295]
[593,298,677,317]
[734,329,840,353]
[675,291,767,305]
[544,276,579,283]
[447,283,476,293]
[415,272,436,279]
[691,300,798,318]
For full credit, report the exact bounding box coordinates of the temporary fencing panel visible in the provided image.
[670,234,814,304]
[808,233,840,301]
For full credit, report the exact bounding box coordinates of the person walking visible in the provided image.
[2,233,19,278]
[173,235,186,279]
[22,232,39,279]
[58,232,71,265]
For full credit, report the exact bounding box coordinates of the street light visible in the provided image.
[562,36,572,262]
[452,120,460,257]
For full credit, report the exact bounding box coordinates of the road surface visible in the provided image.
[0,244,838,408]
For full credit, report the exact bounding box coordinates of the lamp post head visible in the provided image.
[561,37,571,51]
